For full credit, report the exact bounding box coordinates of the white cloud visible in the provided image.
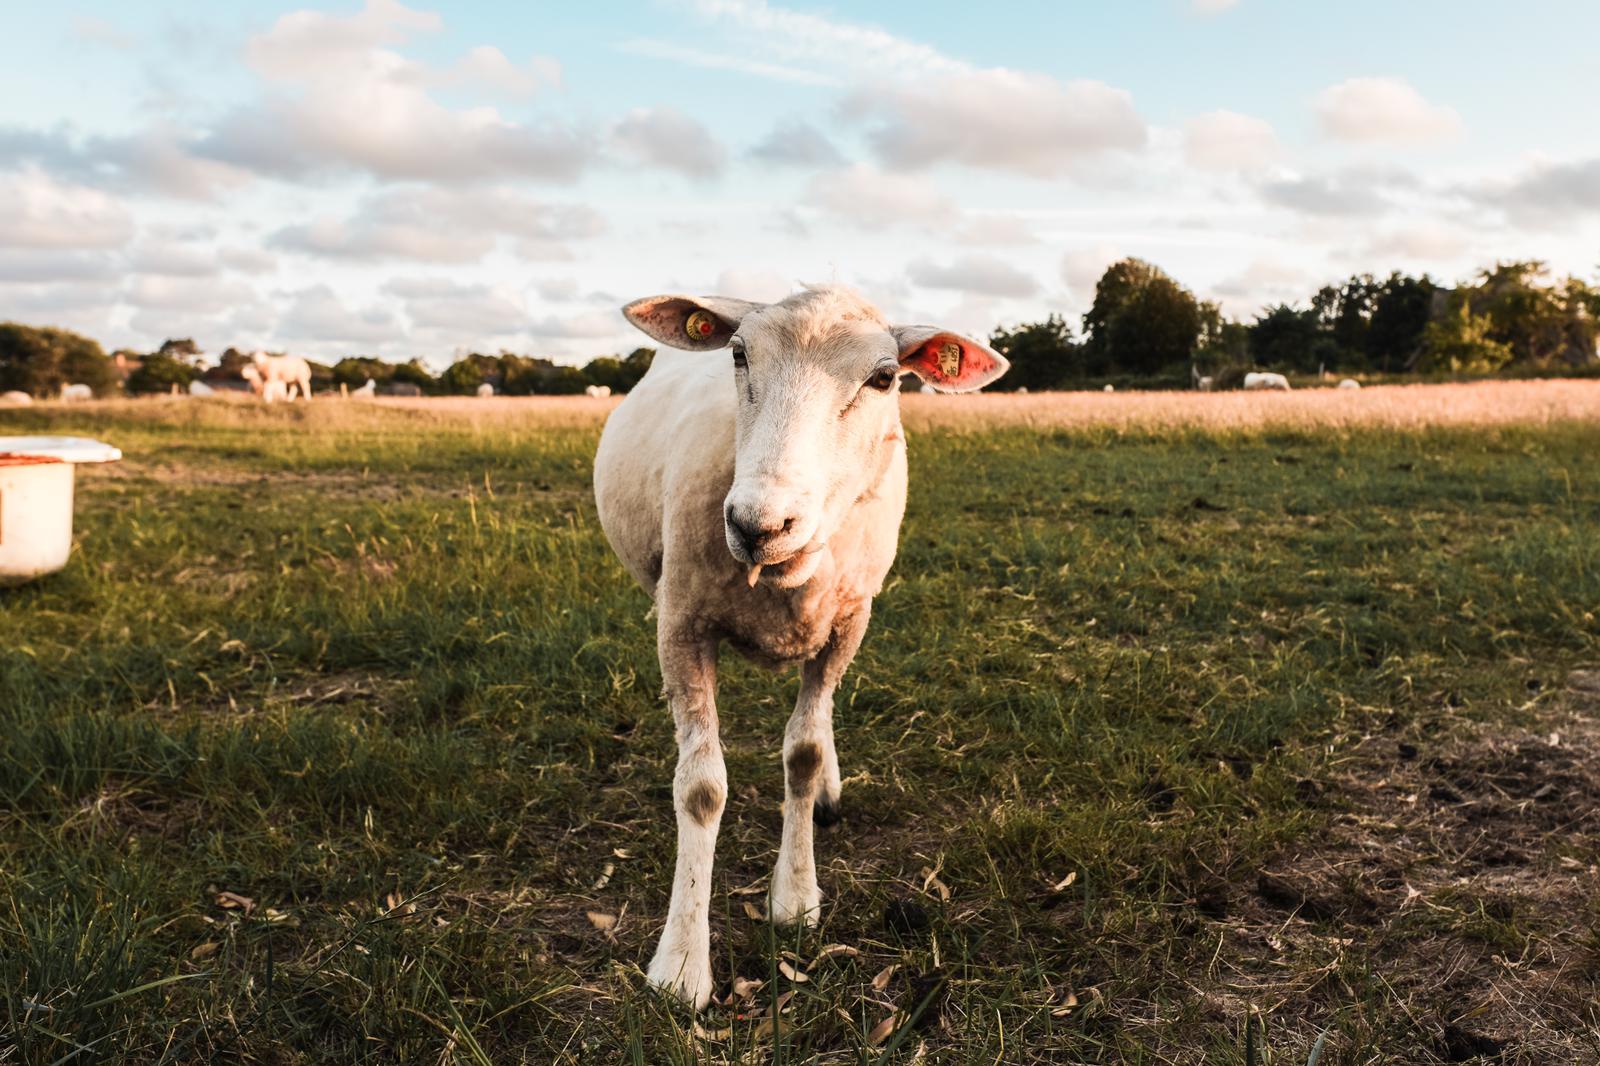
[713,268,797,303]
[445,46,561,98]
[527,311,624,339]
[908,254,1039,299]
[617,38,840,87]
[803,164,956,229]
[1466,156,1600,227]
[1314,77,1463,144]
[70,15,134,49]
[1359,224,1472,262]
[748,118,845,168]
[196,0,591,184]
[695,0,1145,178]
[1060,245,1122,299]
[1260,168,1415,217]
[954,214,1040,247]
[1183,110,1279,171]
[123,275,259,314]
[0,168,133,250]
[0,250,117,283]
[277,285,400,345]
[1192,0,1239,13]
[610,108,727,180]
[271,186,605,263]
[383,277,530,333]
[1211,259,1314,308]
[841,71,1145,177]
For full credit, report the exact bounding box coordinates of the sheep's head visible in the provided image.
[623,285,1007,586]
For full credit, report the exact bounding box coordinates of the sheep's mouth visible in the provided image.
[742,542,827,587]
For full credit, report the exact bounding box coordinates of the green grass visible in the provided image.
[2,401,1598,1064]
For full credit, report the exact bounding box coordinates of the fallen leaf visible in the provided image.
[693,1021,732,1041]
[774,989,795,1013]
[612,848,633,859]
[1050,990,1079,1018]
[867,1011,905,1046]
[919,866,951,903]
[215,891,255,915]
[777,959,808,983]
[741,900,766,921]
[811,943,859,966]
[587,911,617,933]
[592,862,615,891]
[190,942,219,960]
[730,976,764,1002]
[871,964,898,991]
[1050,871,1077,892]
[729,880,769,897]
[383,892,414,916]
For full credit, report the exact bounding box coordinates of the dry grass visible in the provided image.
[19,378,1599,436]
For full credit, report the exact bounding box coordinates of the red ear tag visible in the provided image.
[938,341,962,379]
[685,311,715,339]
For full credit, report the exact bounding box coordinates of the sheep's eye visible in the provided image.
[866,367,897,391]
[730,340,747,370]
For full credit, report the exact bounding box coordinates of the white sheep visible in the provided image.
[1103,384,1115,392]
[59,383,93,402]
[242,351,312,402]
[1243,371,1291,391]
[352,378,377,398]
[476,382,494,398]
[584,384,612,398]
[188,380,215,397]
[1,390,32,405]
[594,285,1008,1008]
[1338,378,1361,390]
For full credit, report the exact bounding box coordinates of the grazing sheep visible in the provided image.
[352,378,377,398]
[59,383,93,402]
[243,351,312,402]
[1338,378,1361,390]
[1,390,31,405]
[1243,371,1291,391]
[1103,384,1115,392]
[1197,376,1214,391]
[594,285,1007,1008]
[188,380,215,397]
[476,382,495,398]
[584,384,612,398]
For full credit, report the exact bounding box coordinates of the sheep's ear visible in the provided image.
[622,295,766,352]
[892,326,1009,393]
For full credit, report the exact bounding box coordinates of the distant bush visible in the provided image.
[0,322,117,397]
[126,354,198,395]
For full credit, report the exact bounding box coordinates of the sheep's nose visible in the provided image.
[726,507,795,555]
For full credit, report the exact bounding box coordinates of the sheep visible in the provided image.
[1338,378,1361,390]
[476,382,495,398]
[584,384,612,398]
[352,378,377,398]
[243,351,312,402]
[1,390,31,405]
[1197,376,1214,391]
[188,380,216,397]
[1243,371,1291,391]
[594,285,1008,1008]
[1103,384,1115,392]
[59,383,93,402]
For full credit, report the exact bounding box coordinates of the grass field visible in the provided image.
[3,384,1599,1064]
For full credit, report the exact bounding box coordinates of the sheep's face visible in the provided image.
[624,286,1007,587]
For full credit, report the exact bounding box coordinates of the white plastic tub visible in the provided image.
[0,436,121,585]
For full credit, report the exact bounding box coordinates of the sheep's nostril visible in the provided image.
[780,516,795,534]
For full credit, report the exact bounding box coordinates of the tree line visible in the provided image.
[990,258,1600,391]
[0,328,658,398]
[4,259,1597,398]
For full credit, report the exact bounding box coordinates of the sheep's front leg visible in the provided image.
[770,610,868,927]
[647,631,724,1009]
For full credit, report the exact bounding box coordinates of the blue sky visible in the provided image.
[3,0,1597,364]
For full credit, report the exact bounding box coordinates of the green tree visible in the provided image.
[391,359,436,391]
[1419,296,1515,373]
[1366,273,1437,372]
[617,347,655,392]
[0,323,117,397]
[582,356,628,392]
[1248,305,1333,372]
[1083,259,1202,375]
[126,353,198,395]
[158,338,203,364]
[987,314,1081,390]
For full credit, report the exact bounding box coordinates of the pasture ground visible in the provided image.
[3,384,1599,1065]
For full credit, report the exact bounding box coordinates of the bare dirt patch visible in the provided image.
[1191,671,1600,1062]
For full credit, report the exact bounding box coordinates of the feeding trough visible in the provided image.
[0,436,122,586]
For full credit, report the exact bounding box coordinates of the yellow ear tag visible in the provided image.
[938,341,962,378]
[685,310,716,341]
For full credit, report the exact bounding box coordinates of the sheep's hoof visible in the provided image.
[646,945,715,1010]
[812,795,841,828]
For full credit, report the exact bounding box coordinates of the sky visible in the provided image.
[2,0,1598,367]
